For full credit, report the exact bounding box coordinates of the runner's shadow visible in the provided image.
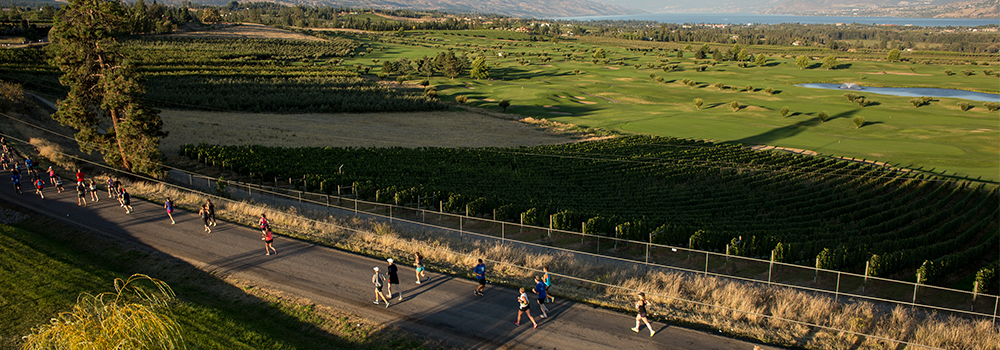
[404,275,455,299]
[205,241,317,273]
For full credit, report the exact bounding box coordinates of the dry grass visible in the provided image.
[113,176,1000,350]
[29,138,76,170]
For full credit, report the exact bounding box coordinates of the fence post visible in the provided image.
[288,178,292,190]
[548,214,553,241]
[493,209,496,221]
[864,261,870,293]
[835,272,841,303]
[913,272,920,304]
[704,252,709,276]
[814,258,819,283]
[440,201,443,213]
[768,250,775,285]
[581,222,586,245]
[466,204,469,217]
[501,222,505,245]
[725,244,730,263]
[389,206,392,223]
[614,226,619,249]
[993,295,998,327]
[188,173,192,185]
[972,281,978,312]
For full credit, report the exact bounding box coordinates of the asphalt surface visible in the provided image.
[2,181,783,350]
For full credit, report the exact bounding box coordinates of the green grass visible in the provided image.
[0,210,432,350]
[350,32,1000,182]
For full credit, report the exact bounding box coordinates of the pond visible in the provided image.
[795,83,1000,102]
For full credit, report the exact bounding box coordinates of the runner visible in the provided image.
[386,258,402,301]
[631,292,655,337]
[515,287,538,329]
[473,259,487,296]
[117,187,131,213]
[199,205,211,233]
[76,181,87,206]
[0,136,7,153]
[1,153,9,170]
[24,157,33,175]
[47,166,56,185]
[106,177,116,198]
[414,252,428,284]
[258,213,269,234]
[54,175,64,193]
[164,197,176,224]
[10,168,21,195]
[543,266,554,303]
[372,267,389,307]
[75,169,84,184]
[33,177,44,199]
[206,199,217,227]
[533,275,549,318]
[261,224,276,256]
[88,180,99,202]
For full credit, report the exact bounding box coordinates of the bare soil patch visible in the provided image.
[159,110,579,153]
[863,71,933,76]
[167,23,325,41]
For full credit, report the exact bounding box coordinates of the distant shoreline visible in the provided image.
[554,13,999,27]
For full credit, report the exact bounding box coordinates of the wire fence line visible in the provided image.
[172,165,1000,324]
[0,131,972,349]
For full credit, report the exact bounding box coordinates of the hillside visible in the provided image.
[591,0,996,18]
[180,0,642,17]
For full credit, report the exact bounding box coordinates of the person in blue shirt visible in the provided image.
[474,259,486,296]
[533,275,549,318]
[10,169,21,195]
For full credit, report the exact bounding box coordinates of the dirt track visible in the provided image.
[159,109,579,153]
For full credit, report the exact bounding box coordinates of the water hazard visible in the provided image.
[795,83,1000,102]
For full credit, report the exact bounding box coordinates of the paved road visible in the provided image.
[2,183,783,350]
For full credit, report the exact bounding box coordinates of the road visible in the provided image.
[2,182,783,350]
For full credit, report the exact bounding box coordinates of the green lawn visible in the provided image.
[350,32,1000,181]
[0,211,430,350]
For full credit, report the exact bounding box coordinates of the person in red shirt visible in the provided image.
[34,178,44,199]
[75,169,84,184]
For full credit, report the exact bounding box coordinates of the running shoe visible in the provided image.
[514,322,519,326]
[650,330,655,337]
[631,327,639,333]
[533,323,537,329]
[374,301,379,304]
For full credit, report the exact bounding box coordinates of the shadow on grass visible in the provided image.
[0,202,424,350]
[729,109,859,145]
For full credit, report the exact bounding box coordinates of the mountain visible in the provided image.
[188,0,644,17]
[589,0,991,17]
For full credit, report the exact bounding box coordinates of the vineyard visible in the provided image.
[181,136,999,288]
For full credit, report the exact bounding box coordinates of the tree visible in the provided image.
[744,85,753,93]
[796,55,809,70]
[780,106,790,117]
[754,54,766,67]
[957,102,971,111]
[470,56,490,80]
[821,56,839,70]
[683,43,692,51]
[764,87,775,96]
[853,116,865,129]
[818,111,829,122]
[455,95,468,104]
[737,49,750,62]
[200,7,221,23]
[49,0,167,175]
[693,98,704,110]
[499,100,511,112]
[21,275,184,349]
[592,48,605,59]
[886,48,901,62]
[730,101,740,112]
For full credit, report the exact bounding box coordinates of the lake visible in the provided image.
[795,83,1000,102]
[555,13,999,27]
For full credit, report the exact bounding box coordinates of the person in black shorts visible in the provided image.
[372,267,389,307]
[386,258,402,301]
[473,259,487,296]
[199,205,211,233]
[76,181,87,206]
[120,187,132,213]
[206,199,217,226]
[632,292,655,337]
[10,168,21,195]
[515,287,537,329]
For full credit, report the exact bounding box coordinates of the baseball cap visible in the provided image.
[387,258,394,263]
[373,267,380,271]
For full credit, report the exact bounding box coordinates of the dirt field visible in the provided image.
[159,109,580,154]
[166,23,325,41]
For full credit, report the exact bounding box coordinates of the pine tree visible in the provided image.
[49,0,166,175]
[470,56,490,80]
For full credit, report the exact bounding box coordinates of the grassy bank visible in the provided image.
[0,204,440,350]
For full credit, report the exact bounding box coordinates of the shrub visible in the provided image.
[693,98,704,110]
[961,69,975,76]
[855,97,876,107]
[499,100,511,112]
[853,116,865,129]
[909,96,932,108]
[744,85,753,92]
[730,101,740,112]
[425,90,438,98]
[455,95,468,104]
[764,87,774,96]
[958,101,971,111]
[780,106,790,117]
[944,70,954,76]
[818,111,829,122]
[843,92,861,102]
[419,79,430,87]
[984,102,1000,111]
[975,263,998,294]
[713,82,724,90]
